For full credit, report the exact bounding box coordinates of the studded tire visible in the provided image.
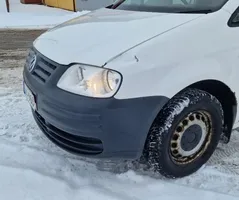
[143,88,224,178]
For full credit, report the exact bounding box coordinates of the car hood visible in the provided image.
[34,8,202,66]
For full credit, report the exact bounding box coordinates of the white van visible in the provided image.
[23,0,239,178]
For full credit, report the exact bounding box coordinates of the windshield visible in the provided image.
[113,0,228,13]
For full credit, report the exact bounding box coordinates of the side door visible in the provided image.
[226,6,239,127]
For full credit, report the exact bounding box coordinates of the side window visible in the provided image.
[232,12,239,23]
[228,7,239,27]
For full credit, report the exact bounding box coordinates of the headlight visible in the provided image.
[57,64,122,98]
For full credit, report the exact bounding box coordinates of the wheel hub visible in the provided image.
[170,111,212,164]
[180,124,202,151]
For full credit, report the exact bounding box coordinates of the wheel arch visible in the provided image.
[141,80,236,160]
[181,79,237,143]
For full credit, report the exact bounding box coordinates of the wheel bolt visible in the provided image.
[189,115,194,121]
[182,120,188,126]
[173,134,179,140]
[171,143,177,148]
[176,126,183,133]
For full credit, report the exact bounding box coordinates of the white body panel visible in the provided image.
[33,0,239,126]
[34,8,202,66]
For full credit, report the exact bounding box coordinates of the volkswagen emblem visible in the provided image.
[28,54,37,72]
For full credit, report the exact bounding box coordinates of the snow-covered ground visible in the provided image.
[0,0,90,29]
[1,1,239,198]
[1,49,239,199]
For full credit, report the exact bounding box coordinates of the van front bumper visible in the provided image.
[23,49,169,159]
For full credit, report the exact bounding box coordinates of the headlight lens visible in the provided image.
[57,64,122,98]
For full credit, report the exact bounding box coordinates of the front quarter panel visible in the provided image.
[110,52,230,100]
[108,10,239,101]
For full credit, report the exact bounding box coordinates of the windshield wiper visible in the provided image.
[112,0,126,9]
[177,9,213,14]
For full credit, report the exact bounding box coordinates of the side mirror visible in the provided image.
[232,12,239,23]
[228,7,239,27]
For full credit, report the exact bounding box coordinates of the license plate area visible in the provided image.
[23,81,37,111]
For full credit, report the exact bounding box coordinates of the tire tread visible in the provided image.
[144,88,224,178]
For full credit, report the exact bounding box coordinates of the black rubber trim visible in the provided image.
[34,111,103,155]
[228,6,239,27]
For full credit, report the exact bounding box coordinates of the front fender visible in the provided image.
[153,59,231,98]
[110,55,231,100]
[106,9,234,100]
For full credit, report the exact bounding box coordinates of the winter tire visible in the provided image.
[143,88,224,178]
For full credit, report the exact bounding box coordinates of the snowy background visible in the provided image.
[1,0,239,200]
[0,0,89,28]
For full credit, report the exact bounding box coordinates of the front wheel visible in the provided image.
[143,88,224,178]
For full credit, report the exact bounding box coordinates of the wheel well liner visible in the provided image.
[184,80,237,143]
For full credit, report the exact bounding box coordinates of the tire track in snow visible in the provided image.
[0,139,238,200]
[0,140,150,200]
